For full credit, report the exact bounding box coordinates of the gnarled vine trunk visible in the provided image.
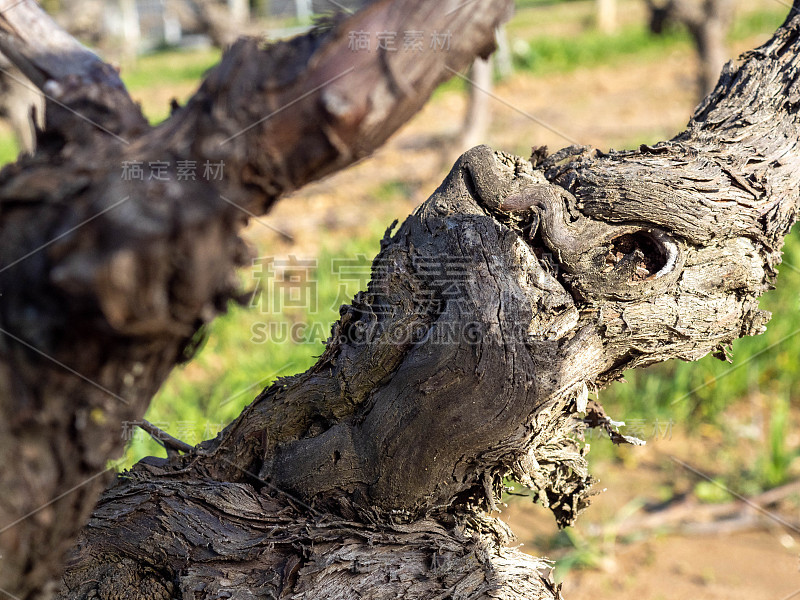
[0,0,512,597]
[2,0,800,598]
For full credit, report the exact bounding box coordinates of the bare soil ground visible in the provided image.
[501,436,800,599]
[250,20,800,600]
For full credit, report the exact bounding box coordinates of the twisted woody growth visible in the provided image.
[1,0,800,598]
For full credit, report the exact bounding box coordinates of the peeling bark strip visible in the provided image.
[53,7,800,598]
[0,0,513,597]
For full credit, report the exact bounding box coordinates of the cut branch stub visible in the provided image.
[500,182,686,301]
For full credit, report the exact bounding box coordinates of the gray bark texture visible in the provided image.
[0,0,513,597]
[2,0,800,598]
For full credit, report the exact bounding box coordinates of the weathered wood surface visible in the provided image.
[55,5,800,597]
[0,1,513,597]
[62,479,561,599]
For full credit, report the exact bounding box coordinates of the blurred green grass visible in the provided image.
[510,20,689,75]
[508,5,786,76]
[0,135,18,164]
[121,47,221,93]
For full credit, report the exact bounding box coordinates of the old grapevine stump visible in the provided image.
[3,1,800,598]
[59,25,800,589]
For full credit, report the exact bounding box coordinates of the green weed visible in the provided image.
[511,25,689,76]
[120,48,221,92]
[0,134,19,165]
[758,395,800,489]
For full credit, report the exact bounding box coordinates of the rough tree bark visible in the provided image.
[3,0,800,598]
[0,0,512,597]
